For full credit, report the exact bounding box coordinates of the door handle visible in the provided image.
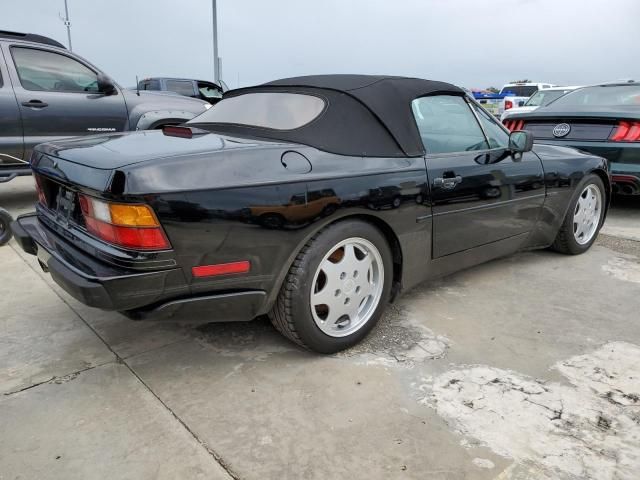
[21,100,48,108]
[433,175,463,189]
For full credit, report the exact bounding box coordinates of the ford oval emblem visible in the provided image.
[553,123,571,138]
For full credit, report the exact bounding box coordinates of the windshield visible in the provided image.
[525,89,571,107]
[189,92,325,130]
[548,85,640,108]
[500,85,538,97]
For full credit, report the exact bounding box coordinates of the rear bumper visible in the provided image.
[11,214,266,319]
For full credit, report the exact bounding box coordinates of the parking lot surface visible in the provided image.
[1,176,639,480]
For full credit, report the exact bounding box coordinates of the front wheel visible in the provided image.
[551,174,606,255]
[269,220,393,353]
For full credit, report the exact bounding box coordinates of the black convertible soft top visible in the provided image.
[207,75,464,157]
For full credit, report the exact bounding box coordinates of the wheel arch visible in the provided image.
[589,167,611,217]
[133,111,198,130]
[348,214,403,300]
[261,213,404,315]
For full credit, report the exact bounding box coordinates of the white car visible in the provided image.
[500,86,583,121]
[475,82,555,117]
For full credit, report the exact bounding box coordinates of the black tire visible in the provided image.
[551,174,606,255]
[269,220,393,353]
[0,209,13,246]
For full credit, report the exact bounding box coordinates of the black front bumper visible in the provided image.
[11,214,266,319]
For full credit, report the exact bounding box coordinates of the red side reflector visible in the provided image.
[505,100,513,110]
[192,261,251,278]
[162,125,193,138]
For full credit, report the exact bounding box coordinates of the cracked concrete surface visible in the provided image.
[422,342,640,480]
[1,177,639,479]
[338,304,451,367]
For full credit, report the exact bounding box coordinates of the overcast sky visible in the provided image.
[4,0,639,90]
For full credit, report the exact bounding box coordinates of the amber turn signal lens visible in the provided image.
[109,204,159,227]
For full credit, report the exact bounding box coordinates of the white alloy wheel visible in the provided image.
[573,184,602,245]
[310,237,384,337]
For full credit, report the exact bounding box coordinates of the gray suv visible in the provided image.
[0,31,211,181]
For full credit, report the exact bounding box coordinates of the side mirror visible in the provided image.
[509,130,534,153]
[97,74,116,95]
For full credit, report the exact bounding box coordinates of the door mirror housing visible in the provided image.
[97,74,116,95]
[509,130,534,153]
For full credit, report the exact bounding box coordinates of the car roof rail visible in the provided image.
[0,30,66,49]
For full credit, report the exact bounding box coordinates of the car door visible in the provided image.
[4,44,129,157]
[0,44,24,166]
[412,94,545,258]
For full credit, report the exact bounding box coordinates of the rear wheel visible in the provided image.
[269,220,393,353]
[0,209,13,246]
[551,174,605,255]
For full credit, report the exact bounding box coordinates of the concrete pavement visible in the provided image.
[1,176,639,479]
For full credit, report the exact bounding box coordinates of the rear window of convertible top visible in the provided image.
[190,92,326,130]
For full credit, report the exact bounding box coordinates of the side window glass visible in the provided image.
[145,80,160,90]
[12,47,99,93]
[199,85,222,100]
[470,102,510,149]
[165,80,195,96]
[411,95,488,154]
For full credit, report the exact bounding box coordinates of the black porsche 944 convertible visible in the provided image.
[12,75,610,353]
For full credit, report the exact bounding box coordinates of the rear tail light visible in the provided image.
[505,99,513,110]
[34,175,47,206]
[79,195,170,250]
[162,125,194,138]
[610,121,640,142]
[503,119,525,132]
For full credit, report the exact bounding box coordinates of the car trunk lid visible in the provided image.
[35,129,281,170]
[504,116,620,141]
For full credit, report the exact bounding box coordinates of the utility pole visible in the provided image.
[212,0,219,83]
[60,0,72,51]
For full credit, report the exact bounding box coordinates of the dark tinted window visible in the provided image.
[191,92,326,130]
[470,102,509,149]
[165,80,195,96]
[412,95,488,154]
[548,85,640,107]
[12,47,98,93]
[500,86,538,97]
